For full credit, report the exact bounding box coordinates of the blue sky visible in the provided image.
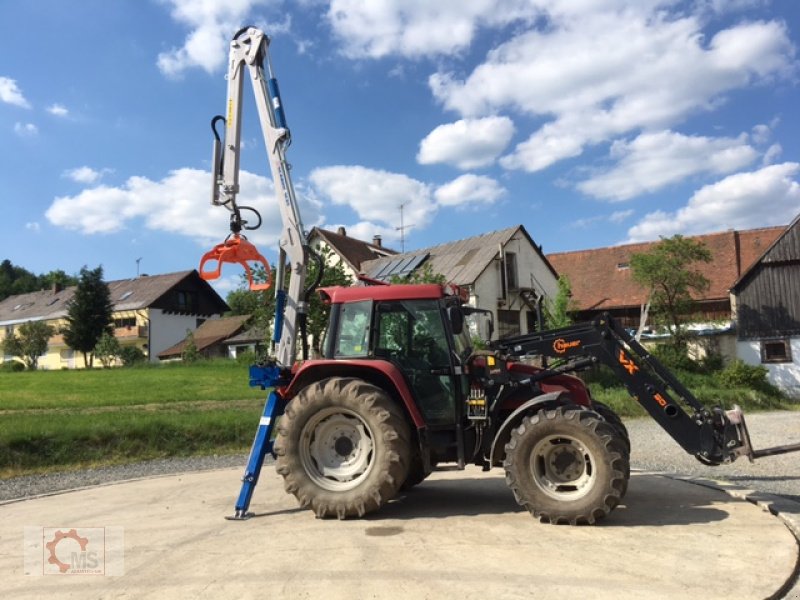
[1,0,799,296]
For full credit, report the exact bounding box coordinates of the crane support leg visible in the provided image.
[226,366,288,520]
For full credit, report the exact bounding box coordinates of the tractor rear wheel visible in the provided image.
[274,377,410,519]
[503,406,629,525]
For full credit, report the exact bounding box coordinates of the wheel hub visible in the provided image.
[300,408,375,491]
[530,434,596,500]
[334,435,355,457]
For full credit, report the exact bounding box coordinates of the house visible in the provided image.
[158,314,251,361]
[223,325,269,360]
[307,226,397,280]
[0,270,229,369]
[361,225,559,339]
[547,226,784,324]
[732,216,800,398]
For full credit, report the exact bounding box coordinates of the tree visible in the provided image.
[94,332,122,368]
[226,263,276,335]
[62,266,114,368]
[181,330,201,363]
[0,260,78,301]
[543,275,575,329]
[305,246,352,356]
[226,246,354,358]
[630,235,712,346]
[1,320,54,369]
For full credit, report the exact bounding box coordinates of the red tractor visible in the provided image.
[202,28,799,525]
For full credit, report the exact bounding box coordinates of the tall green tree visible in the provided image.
[62,266,114,368]
[1,320,54,370]
[543,275,575,329]
[630,235,712,346]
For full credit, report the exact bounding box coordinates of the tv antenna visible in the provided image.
[396,203,413,253]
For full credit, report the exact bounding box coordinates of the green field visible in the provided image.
[0,359,790,478]
[0,361,267,477]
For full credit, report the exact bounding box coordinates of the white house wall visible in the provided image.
[737,338,800,399]
[471,240,558,338]
[148,309,217,363]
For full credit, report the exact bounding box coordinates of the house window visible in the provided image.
[176,290,198,312]
[761,339,792,363]
[498,309,520,338]
[114,317,137,329]
[505,252,518,291]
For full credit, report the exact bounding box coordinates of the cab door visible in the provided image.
[373,299,461,426]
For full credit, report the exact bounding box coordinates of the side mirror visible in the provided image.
[448,306,464,335]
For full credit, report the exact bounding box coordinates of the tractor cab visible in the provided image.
[319,283,473,429]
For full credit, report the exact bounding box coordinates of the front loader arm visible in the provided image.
[493,314,800,465]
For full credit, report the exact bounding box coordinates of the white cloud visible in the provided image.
[14,122,38,137]
[46,167,323,248]
[157,0,277,76]
[310,165,434,231]
[578,130,757,201]
[63,166,105,184]
[0,77,30,108]
[434,174,506,207]
[25,222,41,232]
[609,209,634,224]
[326,0,533,59]
[417,116,515,169]
[626,162,800,242]
[763,143,782,165]
[47,104,69,117]
[426,6,793,173]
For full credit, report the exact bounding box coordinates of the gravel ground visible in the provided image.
[2,410,799,504]
[627,410,800,502]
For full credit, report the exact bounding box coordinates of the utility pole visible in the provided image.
[396,203,412,253]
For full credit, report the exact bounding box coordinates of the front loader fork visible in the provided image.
[226,366,288,520]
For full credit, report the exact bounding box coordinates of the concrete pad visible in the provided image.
[1,468,797,599]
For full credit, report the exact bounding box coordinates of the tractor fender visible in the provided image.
[489,391,573,467]
[284,359,426,428]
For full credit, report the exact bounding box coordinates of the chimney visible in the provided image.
[52,281,63,294]
[373,235,382,247]
[337,226,346,237]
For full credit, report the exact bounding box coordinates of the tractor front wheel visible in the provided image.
[274,377,410,519]
[503,406,629,525]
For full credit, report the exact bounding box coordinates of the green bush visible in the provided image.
[650,343,701,373]
[716,360,772,391]
[119,345,146,367]
[235,350,256,366]
[1,360,25,373]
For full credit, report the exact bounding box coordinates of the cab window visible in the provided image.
[334,300,371,357]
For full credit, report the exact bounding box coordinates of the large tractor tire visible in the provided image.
[274,377,410,519]
[503,406,629,525]
[590,400,630,454]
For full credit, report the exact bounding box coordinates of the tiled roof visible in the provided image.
[362,225,557,286]
[0,270,207,325]
[310,227,397,271]
[547,226,786,312]
[158,315,251,358]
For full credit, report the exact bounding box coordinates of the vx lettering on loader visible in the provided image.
[199,27,800,525]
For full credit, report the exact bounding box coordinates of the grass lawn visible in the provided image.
[0,360,267,477]
[0,358,791,478]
